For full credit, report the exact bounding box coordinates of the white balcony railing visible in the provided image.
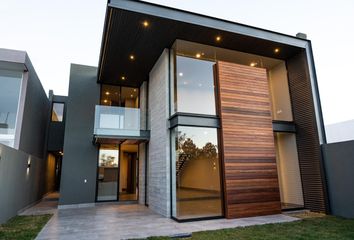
[94,105,141,136]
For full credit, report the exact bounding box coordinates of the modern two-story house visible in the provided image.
[58,0,328,221]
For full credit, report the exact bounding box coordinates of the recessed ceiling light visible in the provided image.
[196,53,201,58]
[274,48,280,53]
[216,36,221,42]
[133,89,137,92]
[105,91,110,95]
[104,99,108,103]
[130,94,134,98]
[179,72,183,77]
[143,21,149,27]
[250,62,257,67]
[129,55,135,60]
[121,76,126,80]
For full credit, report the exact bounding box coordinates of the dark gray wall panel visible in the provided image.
[19,55,50,159]
[322,141,354,219]
[0,144,44,223]
[287,51,328,213]
[47,123,66,151]
[59,64,99,205]
[47,94,67,152]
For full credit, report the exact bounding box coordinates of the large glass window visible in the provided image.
[174,56,216,115]
[0,69,22,147]
[171,126,223,220]
[51,103,64,122]
[274,132,304,209]
[268,62,293,121]
[172,39,294,119]
[100,85,139,108]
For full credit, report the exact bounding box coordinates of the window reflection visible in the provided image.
[0,70,22,147]
[51,103,64,122]
[172,126,223,220]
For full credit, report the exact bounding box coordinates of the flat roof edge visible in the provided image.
[108,0,309,48]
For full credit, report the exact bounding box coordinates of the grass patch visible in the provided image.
[0,215,52,240]
[146,215,354,240]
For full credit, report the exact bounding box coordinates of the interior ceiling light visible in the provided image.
[179,72,183,77]
[105,91,110,95]
[133,89,137,92]
[104,99,108,103]
[129,55,135,60]
[143,20,149,27]
[216,36,221,42]
[250,62,257,67]
[196,53,201,58]
[121,76,126,80]
[274,48,280,53]
[130,94,134,98]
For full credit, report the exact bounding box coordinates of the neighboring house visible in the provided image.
[57,0,328,221]
[0,48,66,223]
[325,120,354,143]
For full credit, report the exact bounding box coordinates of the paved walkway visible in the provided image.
[20,192,59,216]
[31,203,298,240]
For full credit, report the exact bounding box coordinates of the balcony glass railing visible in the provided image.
[94,105,141,136]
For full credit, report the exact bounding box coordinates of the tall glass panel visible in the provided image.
[97,144,119,201]
[174,56,216,115]
[274,133,304,209]
[0,70,22,147]
[172,126,223,220]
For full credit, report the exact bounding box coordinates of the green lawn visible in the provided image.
[0,215,52,240]
[147,215,354,240]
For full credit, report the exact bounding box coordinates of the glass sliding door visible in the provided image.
[171,126,223,220]
[97,144,119,201]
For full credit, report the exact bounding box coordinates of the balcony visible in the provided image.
[93,105,149,144]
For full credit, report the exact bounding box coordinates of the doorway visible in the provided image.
[96,143,139,202]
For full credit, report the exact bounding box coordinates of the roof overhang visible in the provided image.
[98,0,309,87]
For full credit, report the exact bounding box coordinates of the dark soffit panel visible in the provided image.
[98,1,305,87]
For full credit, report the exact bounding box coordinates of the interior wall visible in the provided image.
[119,144,138,193]
[274,133,304,206]
[138,143,146,204]
[180,157,220,191]
[45,153,56,193]
[268,62,293,121]
[119,154,128,192]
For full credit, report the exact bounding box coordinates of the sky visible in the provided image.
[0,0,353,125]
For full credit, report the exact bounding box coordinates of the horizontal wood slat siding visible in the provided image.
[216,61,281,218]
[287,51,328,213]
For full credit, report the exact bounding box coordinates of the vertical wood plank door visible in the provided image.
[216,61,281,218]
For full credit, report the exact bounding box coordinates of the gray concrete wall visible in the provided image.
[0,144,44,223]
[59,64,100,206]
[19,54,50,159]
[47,94,67,152]
[148,49,171,217]
[322,140,354,218]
